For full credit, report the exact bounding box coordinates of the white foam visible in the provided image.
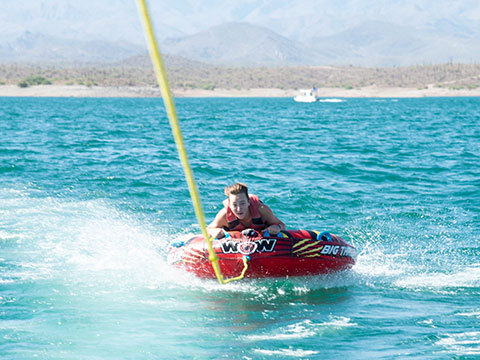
[253,348,318,357]
[418,319,436,327]
[0,279,15,284]
[243,316,357,342]
[394,264,480,289]
[436,331,480,355]
[244,320,316,341]
[0,230,25,241]
[457,310,480,318]
[319,316,357,328]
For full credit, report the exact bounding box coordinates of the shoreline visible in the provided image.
[1,85,480,98]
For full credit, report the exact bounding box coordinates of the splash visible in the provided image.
[0,187,181,290]
[345,206,479,292]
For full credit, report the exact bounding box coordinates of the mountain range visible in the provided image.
[1,0,480,67]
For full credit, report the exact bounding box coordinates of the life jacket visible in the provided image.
[223,194,265,231]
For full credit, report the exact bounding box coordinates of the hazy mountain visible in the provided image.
[159,19,480,66]
[310,20,480,66]
[0,31,143,64]
[162,22,318,66]
[310,21,430,66]
[1,1,480,66]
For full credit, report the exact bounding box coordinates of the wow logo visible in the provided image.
[220,239,277,255]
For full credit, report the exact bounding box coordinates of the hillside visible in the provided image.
[1,58,479,91]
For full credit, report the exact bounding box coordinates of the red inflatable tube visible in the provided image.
[167,229,357,278]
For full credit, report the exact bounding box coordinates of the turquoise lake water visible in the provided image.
[1,96,479,359]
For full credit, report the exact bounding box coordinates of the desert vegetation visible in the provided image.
[17,75,52,87]
[1,60,479,91]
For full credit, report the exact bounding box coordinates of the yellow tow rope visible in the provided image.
[136,0,248,284]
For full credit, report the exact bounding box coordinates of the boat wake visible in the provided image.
[319,99,345,103]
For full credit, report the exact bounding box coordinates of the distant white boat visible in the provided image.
[294,88,318,103]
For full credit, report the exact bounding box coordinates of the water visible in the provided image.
[1,96,479,359]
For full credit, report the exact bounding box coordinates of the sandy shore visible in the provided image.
[1,84,479,98]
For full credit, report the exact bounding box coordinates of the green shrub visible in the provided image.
[199,83,216,90]
[17,75,52,87]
